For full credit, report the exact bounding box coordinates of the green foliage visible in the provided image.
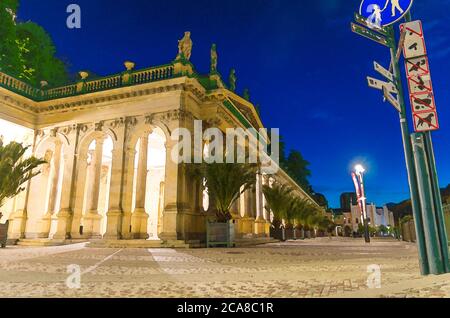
[378,224,388,235]
[0,1,69,86]
[400,215,413,225]
[369,226,377,236]
[285,150,311,191]
[312,193,328,209]
[0,0,20,76]
[15,22,69,86]
[262,183,293,224]
[188,159,258,223]
[262,181,329,232]
[0,139,46,208]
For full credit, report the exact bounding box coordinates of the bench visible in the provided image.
[0,221,9,248]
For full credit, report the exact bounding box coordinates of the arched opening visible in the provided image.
[26,136,66,239]
[80,135,113,237]
[131,127,166,240]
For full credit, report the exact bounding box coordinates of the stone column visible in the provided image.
[131,135,149,239]
[104,122,126,239]
[83,137,105,238]
[70,152,89,239]
[254,173,265,237]
[39,141,62,238]
[159,140,180,241]
[157,181,165,237]
[54,130,78,240]
[239,186,255,238]
[262,174,271,237]
[120,146,137,240]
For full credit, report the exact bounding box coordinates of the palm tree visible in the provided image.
[189,160,258,223]
[262,182,293,228]
[0,140,46,208]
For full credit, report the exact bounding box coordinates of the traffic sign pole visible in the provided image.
[387,26,430,275]
[353,2,449,276]
[404,11,450,274]
[411,133,445,274]
[424,132,450,272]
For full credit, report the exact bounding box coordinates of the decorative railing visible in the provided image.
[0,63,176,102]
[0,72,41,100]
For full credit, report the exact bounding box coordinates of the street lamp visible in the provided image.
[353,164,371,243]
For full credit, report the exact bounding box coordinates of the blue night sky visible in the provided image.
[17,0,450,208]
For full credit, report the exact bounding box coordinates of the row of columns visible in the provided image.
[234,174,271,238]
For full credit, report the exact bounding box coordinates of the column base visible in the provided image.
[83,212,102,239]
[264,221,271,238]
[53,209,72,240]
[104,209,123,240]
[159,207,179,241]
[37,213,53,239]
[131,209,149,239]
[254,217,266,237]
[7,210,27,240]
[239,217,255,238]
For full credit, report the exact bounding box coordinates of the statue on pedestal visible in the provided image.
[210,44,218,73]
[229,69,236,92]
[177,32,193,61]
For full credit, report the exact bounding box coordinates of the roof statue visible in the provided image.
[210,44,218,73]
[243,88,250,101]
[229,69,236,92]
[177,31,193,61]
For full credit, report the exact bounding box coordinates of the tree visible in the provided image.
[189,160,258,223]
[312,192,328,209]
[0,0,20,77]
[378,224,388,236]
[15,22,69,86]
[285,150,311,191]
[0,1,69,86]
[0,140,46,208]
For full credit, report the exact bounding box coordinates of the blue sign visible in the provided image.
[359,0,414,28]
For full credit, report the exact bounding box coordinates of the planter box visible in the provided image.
[206,220,235,248]
[270,226,286,241]
[0,221,9,248]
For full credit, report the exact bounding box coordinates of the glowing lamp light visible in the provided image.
[355,164,365,174]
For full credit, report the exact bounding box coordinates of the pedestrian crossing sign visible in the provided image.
[359,0,414,28]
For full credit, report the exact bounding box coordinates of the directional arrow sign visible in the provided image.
[374,61,394,82]
[351,23,390,47]
[383,86,401,112]
[367,76,398,94]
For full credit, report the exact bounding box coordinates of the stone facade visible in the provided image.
[0,40,318,244]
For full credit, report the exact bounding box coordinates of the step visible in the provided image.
[87,239,191,249]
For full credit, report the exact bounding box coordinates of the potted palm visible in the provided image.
[262,183,293,241]
[189,159,257,247]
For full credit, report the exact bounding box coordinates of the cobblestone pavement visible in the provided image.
[0,238,449,298]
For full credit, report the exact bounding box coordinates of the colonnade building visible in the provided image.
[0,34,318,246]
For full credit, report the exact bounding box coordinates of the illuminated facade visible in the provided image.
[0,35,317,246]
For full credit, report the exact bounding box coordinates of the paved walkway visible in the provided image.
[0,238,449,298]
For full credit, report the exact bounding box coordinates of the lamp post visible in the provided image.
[354,164,370,243]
